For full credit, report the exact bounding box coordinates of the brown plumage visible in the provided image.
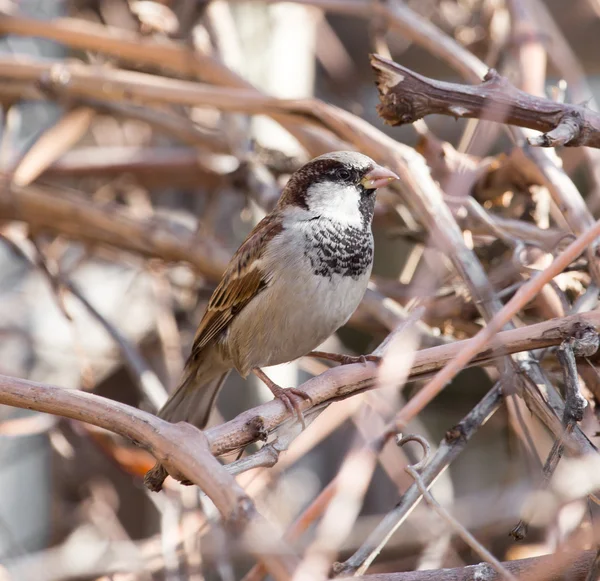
[145,151,398,491]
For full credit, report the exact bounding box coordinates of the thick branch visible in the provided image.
[0,374,296,578]
[0,375,248,522]
[371,55,600,149]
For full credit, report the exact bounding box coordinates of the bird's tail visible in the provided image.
[146,349,229,491]
[158,349,229,430]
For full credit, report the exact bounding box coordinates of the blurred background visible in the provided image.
[0,0,599,579]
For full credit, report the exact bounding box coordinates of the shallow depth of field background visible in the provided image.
[1,1,600,580]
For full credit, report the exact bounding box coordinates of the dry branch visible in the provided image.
[0,374,246,523]
[404,464,517,581]
[371,56,600,149]
[0,11,234,82]
[204,311,600,457]
[335,384,503,576]
[345,549,595,581]
[0,183,230,281]
[0,56,275,111]
[0,374,296,578]
[389,217,600,437]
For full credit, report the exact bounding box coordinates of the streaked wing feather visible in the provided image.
[190,216,282,355]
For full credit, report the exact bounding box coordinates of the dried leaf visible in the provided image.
[12,107,95,187]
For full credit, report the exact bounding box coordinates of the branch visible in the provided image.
[344,550,595,581]
[0,374,296,578]
[0,182,230,281]
[335,384,503,576]
[0,375,245,520]
[0,11,236,82]
[204,311,600,457]
[371,55,600,149]
[405,461,517,581]
[512,328,599,540]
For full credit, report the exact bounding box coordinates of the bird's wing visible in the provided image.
[190,214,283,356]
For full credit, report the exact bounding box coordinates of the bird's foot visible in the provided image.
[271,386,312,428]
[308,351,381,366]
[252,367,312,428]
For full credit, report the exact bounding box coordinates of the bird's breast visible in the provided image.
[225,219,373,374]
[302,220,374,280]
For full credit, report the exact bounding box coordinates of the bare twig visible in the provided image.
[510,429,570,542]
[334,383,503,576]
[513,327,599,539]
[405,463,517,581]
[558,340,593,425]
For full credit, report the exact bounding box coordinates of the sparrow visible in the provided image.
[145,151,398,489]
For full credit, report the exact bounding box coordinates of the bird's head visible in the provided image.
[278,151,398,228]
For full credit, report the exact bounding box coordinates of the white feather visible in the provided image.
[305,181,363,227]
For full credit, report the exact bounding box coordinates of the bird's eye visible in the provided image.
[336,168,351,180]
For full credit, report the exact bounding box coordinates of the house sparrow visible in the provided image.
[145,151,397,489]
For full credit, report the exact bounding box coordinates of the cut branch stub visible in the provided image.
[370,54,600,149]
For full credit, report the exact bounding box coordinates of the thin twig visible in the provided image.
[405,465,517,581]
[334,383,503,575]
[513,328,599,539]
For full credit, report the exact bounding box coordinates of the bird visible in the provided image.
[145,151,398,489]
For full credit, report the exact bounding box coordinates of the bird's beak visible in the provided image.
[360,165,399,189]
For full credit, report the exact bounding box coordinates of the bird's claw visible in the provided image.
[272,386,312,428]
[339,354,381,366]
[308,351,381,366]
